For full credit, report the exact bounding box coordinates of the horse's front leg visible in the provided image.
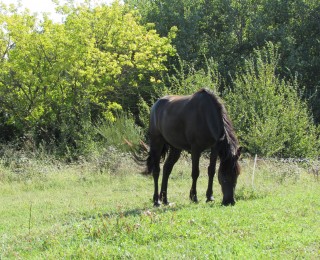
[160,148,181,205]
[190,150,201,203]
[206,149,218,202]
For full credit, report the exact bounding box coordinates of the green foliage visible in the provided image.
[0,0,320,159]
[137,95,151,128]
[165,57,221,95]
[128,0,320,122]
[225,42,319,157]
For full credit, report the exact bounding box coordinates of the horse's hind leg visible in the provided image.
[206,148,218,202]
[190,149,201,203]
[147,136,165,207]
[160,147,181,205]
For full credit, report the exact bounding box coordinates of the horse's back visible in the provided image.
[150,89,225,151]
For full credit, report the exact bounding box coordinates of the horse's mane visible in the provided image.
[196,88,239,158]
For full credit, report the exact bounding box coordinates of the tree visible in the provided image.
[0,1,176,153]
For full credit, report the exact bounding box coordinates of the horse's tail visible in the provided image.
[124,139,149,167]
[146,143,169,175]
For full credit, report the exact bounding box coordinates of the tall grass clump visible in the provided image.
[95,113,144,152]
[225,42,319,158]
[0,112,144,173]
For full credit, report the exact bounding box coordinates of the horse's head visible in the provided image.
[218,147,241,206]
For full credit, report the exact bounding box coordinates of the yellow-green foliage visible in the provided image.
[0,1,176,141]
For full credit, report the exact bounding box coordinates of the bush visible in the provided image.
[165,57,221,95]
[225,42,319,158]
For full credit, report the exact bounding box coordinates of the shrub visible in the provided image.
[165,57,221,95]
[225,42,319,158]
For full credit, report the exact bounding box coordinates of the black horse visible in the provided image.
[146,88,241,206]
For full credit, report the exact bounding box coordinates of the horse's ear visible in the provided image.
[236,147,242,159]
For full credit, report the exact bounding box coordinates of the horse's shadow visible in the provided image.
[73,203,187,224]
[66,195,262,227]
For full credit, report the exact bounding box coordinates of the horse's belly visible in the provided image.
[162,128,215,152]
[162,130,190,150]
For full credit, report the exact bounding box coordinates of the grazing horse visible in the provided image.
[146,88,241,206]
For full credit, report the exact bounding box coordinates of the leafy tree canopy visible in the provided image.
[0,0,176,149]
[127,0,320,122]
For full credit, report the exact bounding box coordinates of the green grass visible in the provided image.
[0,155,319,259]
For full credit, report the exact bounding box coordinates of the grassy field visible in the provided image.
[0,153,319,259]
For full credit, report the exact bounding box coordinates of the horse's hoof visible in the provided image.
[190,195,199,203]
[222,199,235,206]
[160,194,169,205]
[206,196,214,203]
[154,201,161,207]
[162,200,170,206]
